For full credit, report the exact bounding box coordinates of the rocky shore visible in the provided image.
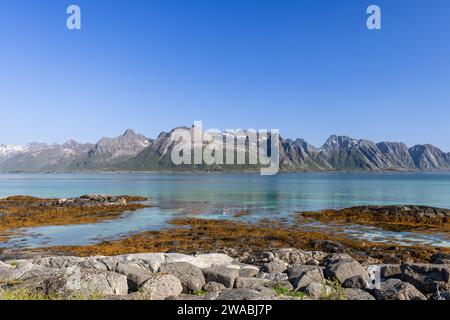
[1,195,449,301]
[0,194,149,234]
[1,249,449,300]
[302,205,450,230]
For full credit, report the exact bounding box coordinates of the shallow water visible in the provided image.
[0,172,449,248]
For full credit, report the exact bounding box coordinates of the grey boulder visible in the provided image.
[165,253,234,269]
[114,253,166,272]
[401,263,450,294]
[216,288,274,300]
[159,262,205,293]
[0,260,35,281]
[287,265,324,290]
[34,256,107,271]
[324,256,369,283]
[45,268,128,297]
[256,272,289,282]
[261,259,287,273]
[238,265,260,278]
[346,288,375,300]
[202,266,240,288]
[380,264,402,280]
[140,273,183,300]
[373,279,426,300]
[203,281,226,292]
[342,275,368,289]
[235,276,292,292]
[303,282,333,300]
[115,262,153,291]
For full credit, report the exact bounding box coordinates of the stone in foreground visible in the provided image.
[400,263,450,294]
[324,255,369,283]
[159,262,205,293]
[140,274,183,300]
[202,266,240,288]
[373,279,427,300]
[46,269,128,297]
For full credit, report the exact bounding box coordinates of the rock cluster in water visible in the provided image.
[55,195,128,207]
[302,205,450,228]
[1,249,449,300]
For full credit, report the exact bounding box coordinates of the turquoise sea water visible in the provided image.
[0,173,449,248]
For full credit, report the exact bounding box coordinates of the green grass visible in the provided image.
[0,289,57,300]
[0,288,104,301]
[272,286,306,299]
[9,261,18,268]
[319,279,348,300]
[192,290,208,296]
[68,292,104,300]
[272,286,290,296]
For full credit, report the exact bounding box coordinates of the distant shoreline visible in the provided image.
[1,169,450,175]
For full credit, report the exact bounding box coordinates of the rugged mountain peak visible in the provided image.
[377,141,409,150]
[0,144,27,158]
[62,140,81,148]
[290,138,318,153]
[84,129,151,165]
[0,129,449,172]
[322,135,357,150]
[123,128,137,137]
[409,144,449,170]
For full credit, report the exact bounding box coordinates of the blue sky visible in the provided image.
[0,0,449,150]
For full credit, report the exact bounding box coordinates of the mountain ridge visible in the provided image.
[1,128,449,173]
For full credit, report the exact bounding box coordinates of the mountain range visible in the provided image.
[1,128,449,173]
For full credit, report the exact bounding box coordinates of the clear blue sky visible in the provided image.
[1,0,449,150]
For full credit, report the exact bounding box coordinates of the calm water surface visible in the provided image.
[0,173,449,248]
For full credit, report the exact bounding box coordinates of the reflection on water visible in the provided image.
[0,173,449,248]
[0,207,170,248]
